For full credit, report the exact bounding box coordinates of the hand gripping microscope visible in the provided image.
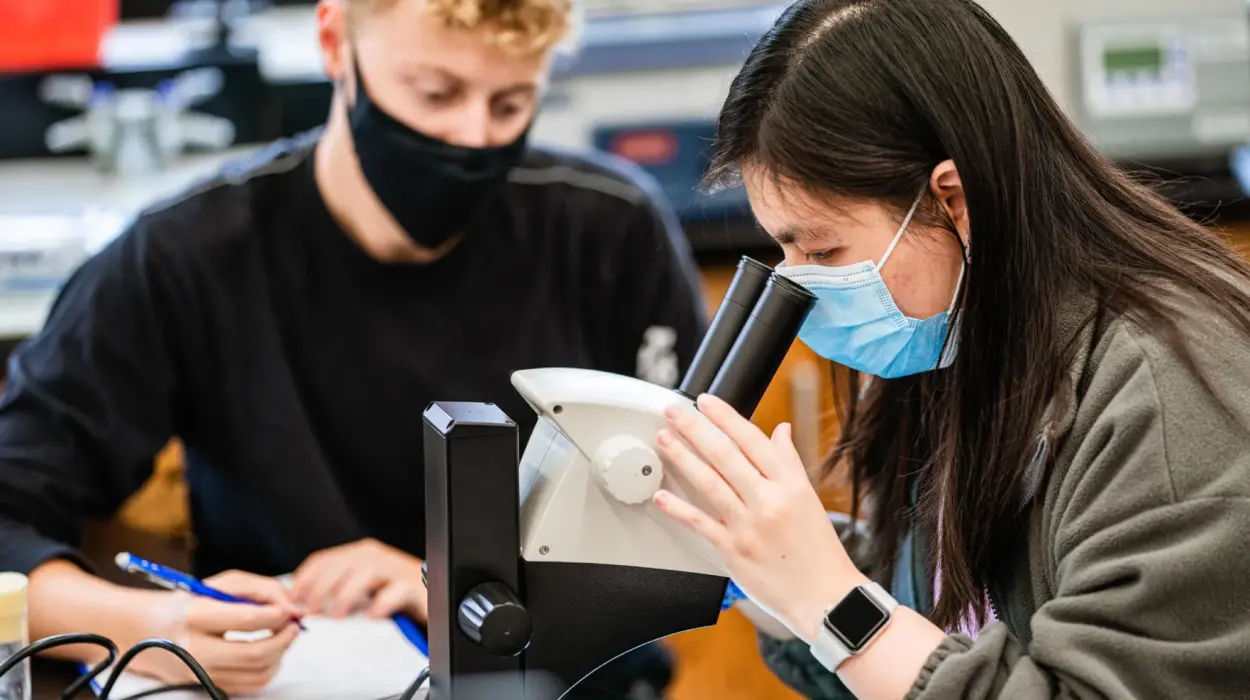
[421,257,816,699]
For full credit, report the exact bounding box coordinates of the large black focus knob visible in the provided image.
[457,582,532,657]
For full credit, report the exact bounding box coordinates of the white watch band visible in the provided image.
[809,581,899,673]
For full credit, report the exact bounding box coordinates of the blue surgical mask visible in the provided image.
[774,190,964,379]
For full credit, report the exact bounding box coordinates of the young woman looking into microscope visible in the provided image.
[653,1,1250,698]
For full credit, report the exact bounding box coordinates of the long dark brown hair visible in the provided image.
[703,0,1250,629]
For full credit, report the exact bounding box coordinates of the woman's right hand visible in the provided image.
[134,570,304,694]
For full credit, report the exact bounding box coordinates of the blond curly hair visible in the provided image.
[349,0,577,55]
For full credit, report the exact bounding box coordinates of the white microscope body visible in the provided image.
[513,367,727,578]
[513,367,801,643]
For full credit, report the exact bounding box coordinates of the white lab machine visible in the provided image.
[978,0,1250,161]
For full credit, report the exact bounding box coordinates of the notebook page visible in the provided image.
[91,613,429,700]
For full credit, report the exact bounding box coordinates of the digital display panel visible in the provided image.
[1104,45,1164,74]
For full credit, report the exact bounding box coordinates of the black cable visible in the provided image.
[0,633,118,700]
[96,638,228,700]
[397,665,430,700]
[3,633,423,700]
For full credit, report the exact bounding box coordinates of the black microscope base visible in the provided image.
[521,560,726,699]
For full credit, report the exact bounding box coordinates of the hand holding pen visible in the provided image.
[116,553,306,631]
[114,553,305,695]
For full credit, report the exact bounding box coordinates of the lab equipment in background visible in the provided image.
[593,119,751,228]
[421,257,814,699]
[533,5,782,227]
[0,0,265,163]
[973,0,1250,205]
[40,67,236,176]
[1075,12,1250,162]
[0,573,30,700]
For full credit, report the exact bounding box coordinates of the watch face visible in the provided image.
[824,586,890,652]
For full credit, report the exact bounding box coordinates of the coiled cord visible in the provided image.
[0,633,226,700]
[96,638,228,700]
[2,634,432,700]
[0,633,116,700]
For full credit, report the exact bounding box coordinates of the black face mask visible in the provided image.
[346,59,529,249]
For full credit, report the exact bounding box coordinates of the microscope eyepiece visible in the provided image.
[678,256,774,399]
[707,273,816,418]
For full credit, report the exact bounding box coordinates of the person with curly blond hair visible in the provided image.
[0,1,703,696]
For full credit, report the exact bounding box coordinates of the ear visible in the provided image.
[929,160,969,242]
[317,0,351,86]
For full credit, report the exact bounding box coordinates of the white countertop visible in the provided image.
[0,146,259,340]
[0,147,258,217]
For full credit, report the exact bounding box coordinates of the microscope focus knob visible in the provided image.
[458,582,532,657]
[591,435,664,505]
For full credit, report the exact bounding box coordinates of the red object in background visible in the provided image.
[608,130,680,166]
[0,0,119,72]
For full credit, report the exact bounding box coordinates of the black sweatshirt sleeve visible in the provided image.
[0,221,181,574]
[600,192,708,389]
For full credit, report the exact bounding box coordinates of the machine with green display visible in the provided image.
[1077,13,1250,161]
[978,0,1250,165]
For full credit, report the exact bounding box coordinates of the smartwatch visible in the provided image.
[809,581,899,673]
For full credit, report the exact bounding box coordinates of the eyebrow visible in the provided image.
[773,224,824,246]
[404,64,538,97]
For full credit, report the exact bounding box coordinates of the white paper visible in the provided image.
[90,613,428,700]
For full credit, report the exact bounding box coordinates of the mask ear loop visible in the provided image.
[946,260,966,315]
[876,186,929,270]
[936,232,969,368]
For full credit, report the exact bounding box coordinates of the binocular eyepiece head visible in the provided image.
[678,256,816,418]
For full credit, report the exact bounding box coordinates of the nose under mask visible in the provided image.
[773,189,964,379]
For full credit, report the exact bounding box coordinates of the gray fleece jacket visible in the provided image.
[760,291,1250,699]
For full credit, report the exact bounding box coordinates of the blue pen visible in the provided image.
[115,552,307,631]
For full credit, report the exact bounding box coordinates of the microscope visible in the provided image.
[421,256,816,699]
[40,67,236,177]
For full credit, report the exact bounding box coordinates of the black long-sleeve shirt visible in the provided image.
[0,130,707,578]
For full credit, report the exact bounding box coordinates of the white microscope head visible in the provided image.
[513,367,727,577]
